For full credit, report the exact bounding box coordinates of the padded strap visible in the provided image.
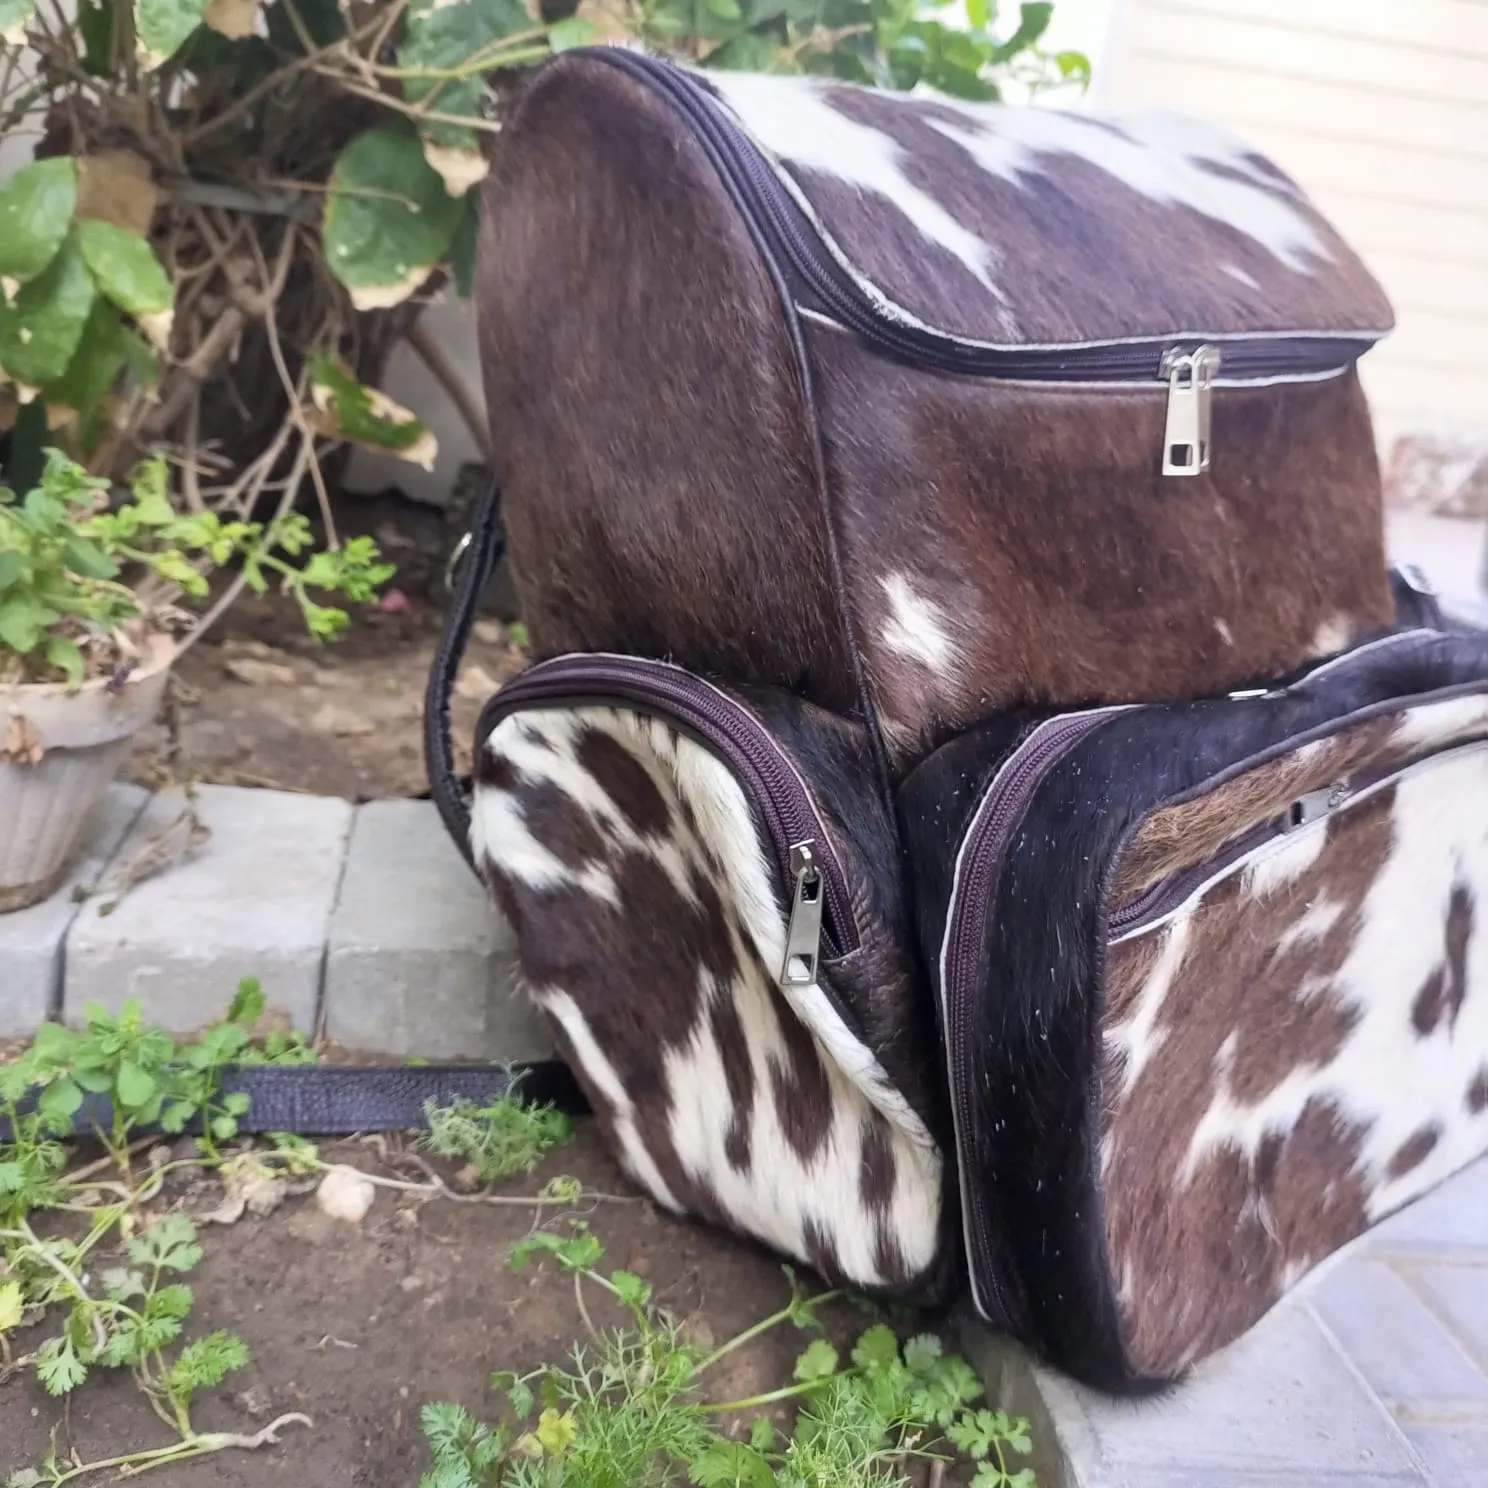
[424,473,507,870]
[0,1060,590,1143]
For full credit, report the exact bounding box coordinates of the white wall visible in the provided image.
[1096,0,1488,449]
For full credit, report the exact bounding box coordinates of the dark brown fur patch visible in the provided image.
[518,780,609,868]
[576,725,673,837]
[1386,1124,1442,1180]
[1467,1068,1488,1116]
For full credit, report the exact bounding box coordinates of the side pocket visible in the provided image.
[470,655,955,1300]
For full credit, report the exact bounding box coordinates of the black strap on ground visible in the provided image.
[424,471,507,871]
[0,1060,590,1144]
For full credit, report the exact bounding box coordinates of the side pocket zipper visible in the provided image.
[476,653,861,986]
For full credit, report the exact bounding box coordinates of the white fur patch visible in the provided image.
[925,106,1328,273]
[1145,746,1488,1216]
[703,71,1006,310]
[880,573,958,674]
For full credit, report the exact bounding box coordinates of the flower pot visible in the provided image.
[0,637,174,912]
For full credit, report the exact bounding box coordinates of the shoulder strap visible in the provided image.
[424,473,507,871]
[0,1060,590,1143]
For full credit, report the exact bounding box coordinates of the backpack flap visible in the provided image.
[695,69,1393,477]
[900,627,1488,1391]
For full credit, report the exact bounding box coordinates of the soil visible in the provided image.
[122,483,526,803]
[123,589,526,803]
[3,1125,955,1487]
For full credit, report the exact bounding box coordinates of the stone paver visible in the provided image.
[962,1157,1488,1487]
[323,799,551,1060]
[0,785,148,1037]
[64,785,353,1034]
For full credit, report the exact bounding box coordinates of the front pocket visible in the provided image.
[471,654,954,1299]
[901,627,1488,1389]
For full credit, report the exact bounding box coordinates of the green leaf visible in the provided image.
[309,357,436,467]
[850,1323,901,1373]
[44,298,132,426]
[748,1415,777,1452]
[793,1338,840,1382]
[37,1338,87,1395]
[323,128,463,311]
[76,0,115,75]
[0,552,23,592]
[448,196,478,300]
[61,533,119,581]
[991,0,1052,62]
[166,1329,249,1396]
[533,1407,576,1458]
[690,1441,776,1488]
[127,1214,203,1273]
[903,1333,943,1375]
[44,635,85,686]
[0,231,97,387]
[967,0,991,27]
[547,15,595,50]
[115,1059,156,1108]
[135,0,210,66]
[0,1280,23,1334]
[37,1076,84,1125]
[609,1270,653,1310]
[75,219,173,317]
[227,975,265,1025]
[706,0,742,18]
[0,158,75,285]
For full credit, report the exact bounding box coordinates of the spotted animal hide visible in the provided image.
[470,690,956,1300]
[476,51,1397,777]
[899,629,1488,1391]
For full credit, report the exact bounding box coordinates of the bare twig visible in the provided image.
[405,315,493,462]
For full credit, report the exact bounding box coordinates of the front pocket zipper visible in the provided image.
[1108,738,1488,943]
[477,654,860,986]
[580,48,1381,479]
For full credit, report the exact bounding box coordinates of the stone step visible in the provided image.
[0,783,550,1061]
[958,1158,1488,1488]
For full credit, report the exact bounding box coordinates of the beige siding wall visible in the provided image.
[1096,0,1488,450]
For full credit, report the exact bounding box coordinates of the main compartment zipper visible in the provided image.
[477,654,860,985]
[1108,737,1488,941]
[581,46,1380,478]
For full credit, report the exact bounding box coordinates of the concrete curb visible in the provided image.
[0,782,551,1061]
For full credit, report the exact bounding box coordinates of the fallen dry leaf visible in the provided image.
[75,151,159,235]
[455,663,499,703]
[224,657,297,687]
[2,713,44,765]
[201,1165,288,1225]
[204,0,260,38]
[310,702,375,738]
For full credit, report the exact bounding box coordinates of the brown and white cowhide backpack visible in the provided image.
[425,48,1488,1394]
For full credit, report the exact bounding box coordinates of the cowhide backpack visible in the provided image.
[424,48,1488,1392]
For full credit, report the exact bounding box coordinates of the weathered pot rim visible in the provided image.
[1,632,177,757]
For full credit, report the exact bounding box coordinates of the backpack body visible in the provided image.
[452,49,1488,1387]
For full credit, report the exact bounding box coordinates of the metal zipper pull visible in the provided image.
[1161,345,1221,477]
[780,841,825,987]
[1282,778,1353,832]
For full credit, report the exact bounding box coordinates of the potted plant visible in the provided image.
[0,449,393,911]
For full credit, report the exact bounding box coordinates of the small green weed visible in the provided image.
[420,1090,573,1183]
[420,1223,1037,1488]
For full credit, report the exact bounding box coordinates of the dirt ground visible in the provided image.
[3,1125,949,1487]
[123,583,526,803]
